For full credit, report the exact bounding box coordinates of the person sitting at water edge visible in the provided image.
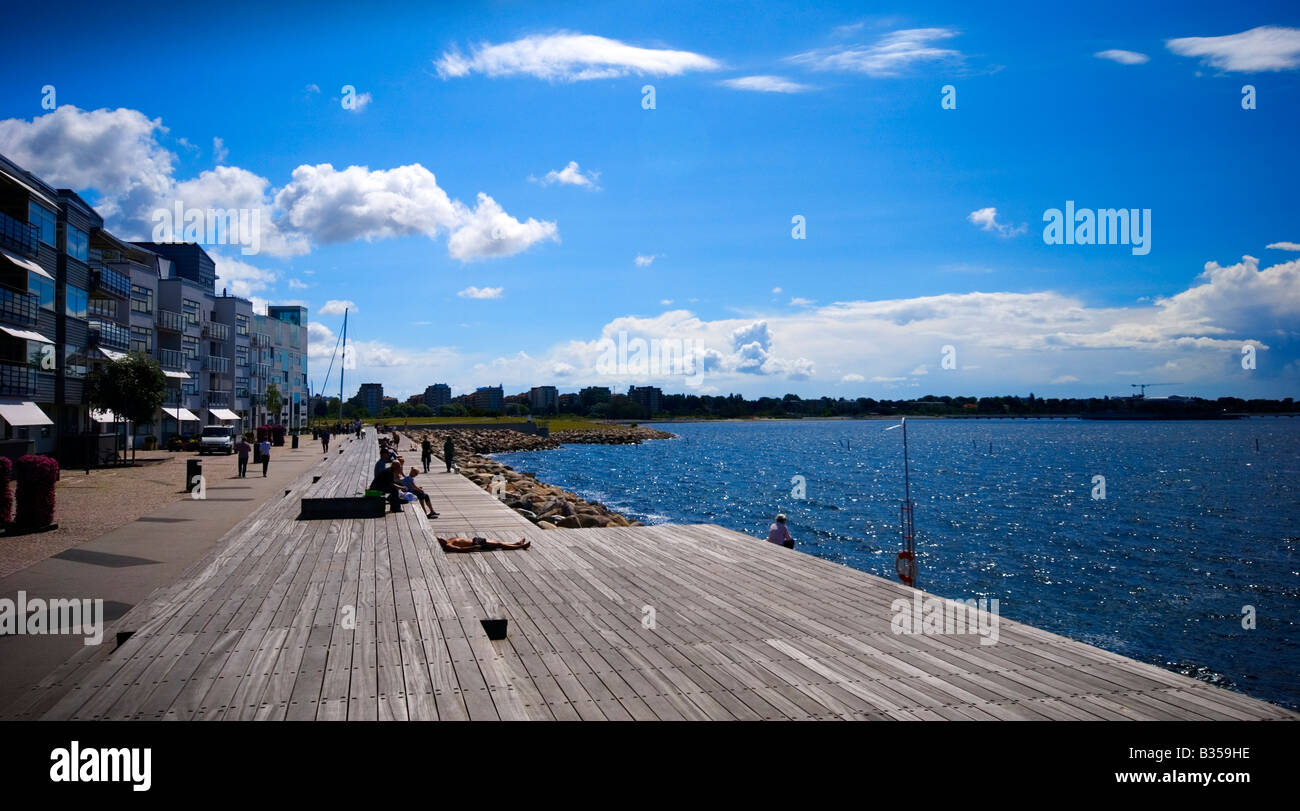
[767,514,795,549]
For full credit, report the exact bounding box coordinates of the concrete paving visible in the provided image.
[0,434,353,711]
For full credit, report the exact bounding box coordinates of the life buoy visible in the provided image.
[895,550,915,586]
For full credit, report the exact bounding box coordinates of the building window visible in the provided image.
[183,298,199,326]
[65,286,88,319]
[235,314,249,336]
[28,203,56,246]
[29,272,54,311]
[88,297,116,319]
[235,377,249,398]
[64,346,86,378]
[65,225,88,262]
[26,340,49,369]
[236,345,248,367]
[130,326,152,354]
[182,335,199,359]
[130,284,153,314]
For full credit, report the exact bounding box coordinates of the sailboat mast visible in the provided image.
[338,308,347,427]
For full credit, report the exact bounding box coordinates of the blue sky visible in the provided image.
[2,0,1298,400]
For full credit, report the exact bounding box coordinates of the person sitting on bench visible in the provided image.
[400,467,439,519]
[368,455,407,512]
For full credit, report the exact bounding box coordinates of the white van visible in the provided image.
[199,425,238,454]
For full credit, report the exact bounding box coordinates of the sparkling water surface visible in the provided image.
[493,418,1299,710]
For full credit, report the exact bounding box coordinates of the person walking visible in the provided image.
[259,437,271,477]
[235,434,252,478]
[766,514,795,549]
[421,438,433,474]
[321,427,330,454]
[443,434,455,473]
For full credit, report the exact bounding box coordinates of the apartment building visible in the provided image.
[627,385,662,417]
[0,151,309,460]
[356,382,383,416]
[528,385,558,414]
[424,383,451,411]
[470,384,503,413]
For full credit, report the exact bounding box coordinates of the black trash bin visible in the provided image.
[186,458,202,493]
[292,433,299,449]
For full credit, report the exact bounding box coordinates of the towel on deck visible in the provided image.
[438,536,531,553]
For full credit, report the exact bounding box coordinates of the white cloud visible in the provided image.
[436,32,721,81]
[720,75,816,93]
[287,278,309,289]
[305,84,321,93]
[967,207,1027,238]
[276,163,557,260]
[0,107,555,262]
[1167,26,1300,72]
[772,287,782,294]
[1266,241,1300,251]
[789,297,815,307]
[789,28,962,76]
[840,373,865,382]
[534,160,600,189]
[1051,375,1080,384]
[458,286,503,299]
[212,253,277,298]
[1094,49,1149,65]
[910,365,928,376]
[635,253,658,267]
[212,136,228,163]
[319,300,356,315]
[660,299,673,306]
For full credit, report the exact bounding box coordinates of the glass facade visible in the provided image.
[130,325,152,354]
[28,202,56,246]
[29,271,54,311]
[183,298,199,326]
[130,284,153,314]
[65,285,88,319]
[66,225,88,261]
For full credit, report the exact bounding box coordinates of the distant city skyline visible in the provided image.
[2,1,1297,401]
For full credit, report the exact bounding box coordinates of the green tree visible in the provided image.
[265,382,283,424]
[85,352,167,462]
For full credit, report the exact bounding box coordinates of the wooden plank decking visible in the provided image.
[6,429,1295,721]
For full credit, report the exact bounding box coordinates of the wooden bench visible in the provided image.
[297,432,387,519]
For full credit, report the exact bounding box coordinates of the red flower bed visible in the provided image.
[14,454,59,529]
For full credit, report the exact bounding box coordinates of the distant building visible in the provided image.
[381,396,398,411]
[406,393,424,406]
[529,385,558,414]
[579,386,612,407]
[470,384,503,413]
[627,385,661,416]
[424,383,451,410]
[558,393,580,412]
[357,383,383,415]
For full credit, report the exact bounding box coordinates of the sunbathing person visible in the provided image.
[437,536,531,552]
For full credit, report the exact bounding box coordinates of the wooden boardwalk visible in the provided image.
[6,429,1295,721]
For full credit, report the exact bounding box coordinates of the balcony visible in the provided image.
[0,286,38,326]
[202,320,230,341]
[253,363,273,380]
[252,331,271,348]
[207,391,232,408]
[205,355,230,374]
[0,212,38,257]
[88,319,130,350]
[157,309,185,332]
[0,361,36,396]
[158,348,186,369]
[91,265,131,299]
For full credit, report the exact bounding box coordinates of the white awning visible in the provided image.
[0,167,59,209]
[162,407,199,422]
[210,408,241,421]
[90,409,126,423]
[98,347,128,361]
[0,248,52,280]
[163,369,190,379]
[0,326,54,344]
[0,400,53,426]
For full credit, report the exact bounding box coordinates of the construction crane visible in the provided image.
[1131,382,1181,398]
